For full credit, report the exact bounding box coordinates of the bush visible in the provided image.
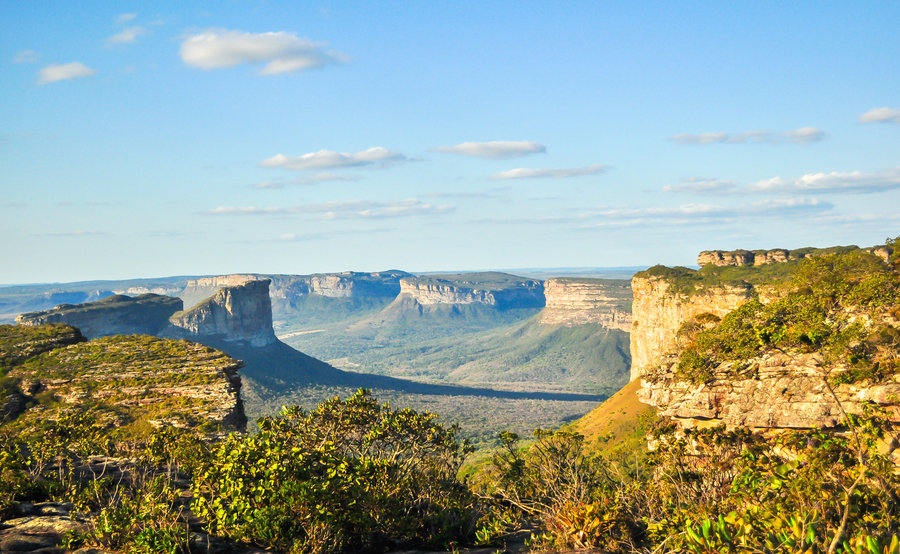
[192,389,480,553]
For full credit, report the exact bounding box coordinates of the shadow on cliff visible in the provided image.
[200,338,603,403]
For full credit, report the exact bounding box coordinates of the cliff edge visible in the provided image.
[168,279,276,347]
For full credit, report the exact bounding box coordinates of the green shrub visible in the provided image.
[192,389,479,553]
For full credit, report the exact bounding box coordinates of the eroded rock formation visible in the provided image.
[396,273,545,309]
[168,279,276,347]
[629,276,753,381]
[539,278,632,330]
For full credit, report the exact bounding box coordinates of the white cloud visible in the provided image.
[489,164,606,180]
[38,62,96,84]
[260,147,405,170]
[252,172,361,189]
[783,127,826,143]
[180,29,346,75]
[671,127,825,145]
[430,140,546,159]
[662,177,737,194]
[859,107,900,124]
[746,167,900,195]
[204,199,453,219]
[107,26,146,45]
[117,13,137,23]
[14,50,39,63]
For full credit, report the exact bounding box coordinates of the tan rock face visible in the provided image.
[638,352,900,430]
[539,278,632,330]
[181,275,261,308]
[397,277,544,309]
[169,279,275,347]
[697,248,803,267]
[629,276,753,381]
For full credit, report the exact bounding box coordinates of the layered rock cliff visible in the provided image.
[168,279,276,347]
[539,278,632,330]
[634,242,900,433]
[16,294,183,339]
[629,276,752,381]
[180,274,261,308]
[396,272,545,309]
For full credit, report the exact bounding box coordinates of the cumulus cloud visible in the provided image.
[662,177,738,194]
[14,50,39,63]
[180,29,346,75]
[430,141,546,159]
[204,199,453,220]
[108,26,146,45]
[38,62,96,84]
[253,173,361,189]
[859,107,900,124]
[671,127,825,145]
[260,147,405,170]
[746,167,900,195]
[489,164,606,180]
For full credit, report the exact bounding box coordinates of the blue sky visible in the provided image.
[2,1,899,283]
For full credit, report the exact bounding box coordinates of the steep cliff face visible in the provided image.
[629,277,752,381]
[270,270,408,301]
[635,242,900,433]
[15,294,183,339]
[396,273,545,309]
[168,279,276,347]
[539,278,632,330]
[180,275,261,308]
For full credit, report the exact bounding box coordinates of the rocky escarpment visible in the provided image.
[635,241,900,434]
[396,272,545,309]
[168,279,276,347]
[629,276,753,381]
[638,351,900,430]
[1,325,246,432]
[15,294,183,339]
[539,278,632,330]
[697,244,893,267]
[180,274,261,308]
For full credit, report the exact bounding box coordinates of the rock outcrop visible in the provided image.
[696,245,893,267]
[638,353,900,430]
[1,326,247,432]
[539,278,632,330]
[396,272,545,309]
[180,274,262,308]
[635,242,900,434]
[15,294,183,339]
[629,276,753,381]
[168,279,276,347]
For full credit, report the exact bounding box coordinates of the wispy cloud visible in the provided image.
[783,127,826,143]
[746,167,900,194]
[430,140,546,159]
[252,173,361,189]
[489,164,606,180]
[33,230,110,238]
[38,62,96,84]
[14,50,39,63]
[180,29,347,75]
[267,227,394,242]
[117,13,137,24]
[260,147,405,171]
[671,127,825,145]
[662,177,737,194]
[665,167,900,196]
[107,26,146,45]
[204,199,453,220]
[859,107,900,124]
[579,198,830,229]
